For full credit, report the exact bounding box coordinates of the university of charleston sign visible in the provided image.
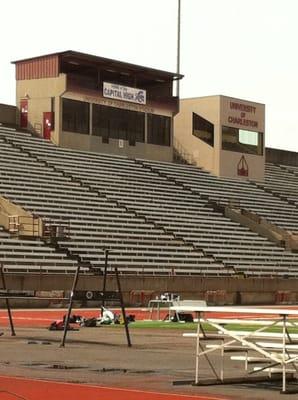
[228,101,258,129]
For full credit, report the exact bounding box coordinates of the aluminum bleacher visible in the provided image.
[264,163,298,221]
[0,225,79,273]
[0,129,226,276]
[1,128,298,277]
[142,159,298,232]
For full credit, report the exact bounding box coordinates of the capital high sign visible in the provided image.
[103,82,146,105]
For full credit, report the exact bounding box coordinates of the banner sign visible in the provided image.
[103,82,146,105]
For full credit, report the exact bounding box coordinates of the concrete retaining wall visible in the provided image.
[2,274,298,307]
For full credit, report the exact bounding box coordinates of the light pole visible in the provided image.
[176,0,181,98]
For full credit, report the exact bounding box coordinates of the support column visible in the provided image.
[0,264,16,336]
[60,264,81,347]
[144,113,148,144]
[282,314,287,393]
[89,102,93,151]
[195,312,201,384]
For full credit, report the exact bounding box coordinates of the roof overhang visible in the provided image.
[12,50,184,82]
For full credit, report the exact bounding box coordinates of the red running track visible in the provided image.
[0,376,228,400]
[1,308,298,328]
[0,309,152,328]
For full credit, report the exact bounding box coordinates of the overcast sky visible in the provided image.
[1,0,298,151]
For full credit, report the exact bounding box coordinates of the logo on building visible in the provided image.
[135,90,145,104]
[237,155,249,177]
[103,82,146,105]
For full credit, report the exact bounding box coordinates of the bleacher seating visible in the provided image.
[0,225,79,273]
[1,127,298,277]
[264,163,298,224]
[142,160,298,232]
[0,128,225,276]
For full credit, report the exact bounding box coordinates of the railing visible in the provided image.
[228,207,298,250]
[42,218,71,240]
[7,215,19,233]
[8,215,40,237]
[7,215,70,240]
[209,198,241,210]
[173,138,196,165]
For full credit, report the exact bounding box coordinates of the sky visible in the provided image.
[1,0,298,152]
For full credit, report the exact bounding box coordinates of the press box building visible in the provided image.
[12,51,266,181]
[174,96,265,181]
[13,50,183,162]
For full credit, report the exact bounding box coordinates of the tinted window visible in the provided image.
[222,126,263,155]
[192,113,214,146]
[92,104,145,146]
[147,114,171,146]
[62,99,89,134]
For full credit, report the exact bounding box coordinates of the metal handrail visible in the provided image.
[173,137,195,165]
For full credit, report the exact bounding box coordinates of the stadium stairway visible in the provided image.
[2,128,298,278]
[143,160,298,231]
[133,159,298,277]
[0,128,226,276]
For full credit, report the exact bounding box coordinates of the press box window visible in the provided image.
[222,126,263,155]
[92,104,145,145]
[192,113,214,146]
[62,98,89,134]
[147,114,171,146]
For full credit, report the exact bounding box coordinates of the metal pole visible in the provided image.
[0,263,16,336]
[282,314,286,393]
[195,312,201,384]
[176,0,181,97]
[101,249,109,314]
[220,339,224,381]
[60,264,81,347]
[115,266,131,347]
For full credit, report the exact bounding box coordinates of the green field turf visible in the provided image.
[107,320,298,334]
